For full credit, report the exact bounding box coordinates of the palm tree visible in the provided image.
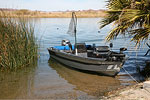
[100,0,150,45]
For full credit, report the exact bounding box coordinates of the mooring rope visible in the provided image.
[123,57,150,94]
[122,67,139,84]
[122,67,150,94]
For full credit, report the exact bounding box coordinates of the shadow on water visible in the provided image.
[48,58,121,97]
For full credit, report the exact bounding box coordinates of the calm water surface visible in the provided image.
[0,18,149,99]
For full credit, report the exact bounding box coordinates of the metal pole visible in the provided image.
[73,12,78,55]
[75,29,78,55]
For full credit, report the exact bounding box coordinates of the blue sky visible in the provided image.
[0,0,106,11]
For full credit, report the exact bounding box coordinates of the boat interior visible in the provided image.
[50,40,127,61]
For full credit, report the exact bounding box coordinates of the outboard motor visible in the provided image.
[120,47,127,53]
[61,39,72,50]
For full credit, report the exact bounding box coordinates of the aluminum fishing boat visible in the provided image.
[48,12,127,76]
[48,40,126,76]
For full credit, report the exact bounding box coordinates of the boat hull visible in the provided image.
[48,49,124,76]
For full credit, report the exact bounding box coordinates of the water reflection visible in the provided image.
[0,66,36,99]
[49,58,121,97]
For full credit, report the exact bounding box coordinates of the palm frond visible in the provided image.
[100,0,150,46]
[130,28,150,45]
[100,10,121,28]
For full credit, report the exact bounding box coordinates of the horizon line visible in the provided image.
[0,7,107,12]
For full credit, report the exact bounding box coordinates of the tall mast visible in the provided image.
[73,12,78,55]
[67,12,78,55]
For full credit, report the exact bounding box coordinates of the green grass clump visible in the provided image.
[0,12,38,70]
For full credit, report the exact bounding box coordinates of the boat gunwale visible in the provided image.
[48,48,124,65]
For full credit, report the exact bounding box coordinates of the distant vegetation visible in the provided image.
[0,11,38,70]
[0,8,106,18]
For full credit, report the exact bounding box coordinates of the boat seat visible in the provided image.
[95,46,109,52]
[94,46,110,58]
[74,43,87,53]
[93,51,111,58]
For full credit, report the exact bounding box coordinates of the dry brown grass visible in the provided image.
[0,9,107,18]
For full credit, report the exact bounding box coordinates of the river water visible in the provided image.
[0,18,149,99]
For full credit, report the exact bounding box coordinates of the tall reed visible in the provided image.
[0,11,38,70]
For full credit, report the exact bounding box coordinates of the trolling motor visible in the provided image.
[108,43,127,61]
[61,39,72,50]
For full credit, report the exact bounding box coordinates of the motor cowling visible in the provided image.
[120,47,127,53]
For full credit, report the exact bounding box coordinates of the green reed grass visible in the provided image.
[0,11,38,70]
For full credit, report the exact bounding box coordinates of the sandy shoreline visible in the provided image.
[103,81,150,100]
